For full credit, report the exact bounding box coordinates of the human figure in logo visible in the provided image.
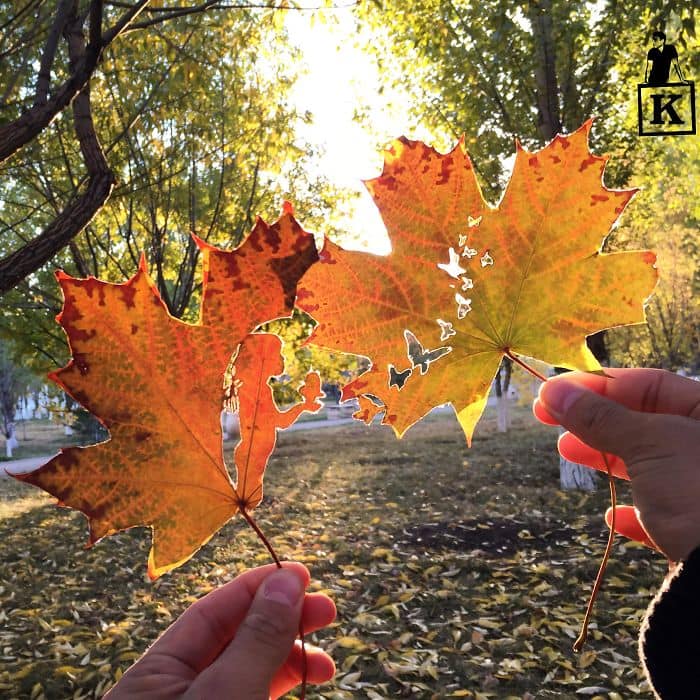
[645,30,686,85]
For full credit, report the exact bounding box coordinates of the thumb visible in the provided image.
[193,568,304,699]
[539,378,651,463]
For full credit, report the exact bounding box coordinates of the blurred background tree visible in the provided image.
[0,341,35,456]
[356,0,696,189]
[607,137,699,372]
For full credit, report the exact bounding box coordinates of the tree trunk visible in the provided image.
[5,423,17,458]
[496,393,509,432]
[529,0,597,491]
[494,358,512,432]
[528,0,561,141]
[558,427,597,490]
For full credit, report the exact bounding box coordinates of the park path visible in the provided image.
[2,405,456,478]
[0,415,360,477]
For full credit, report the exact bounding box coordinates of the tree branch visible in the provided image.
[88,0,104,52]
[34,0,73,107]
[101,0,151,44]
[0,0,150,166]
[126,0,220,30]
[0,6,116,294]
[106,0,359,13]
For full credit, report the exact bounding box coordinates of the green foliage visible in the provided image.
[607,137,700,371]
[262,310,360,404]
[356,0,696,191]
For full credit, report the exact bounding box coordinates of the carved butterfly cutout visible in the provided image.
[404,330,452,375]
[388,364,412,389]
[437,247,466,279]
[437,319,456,341]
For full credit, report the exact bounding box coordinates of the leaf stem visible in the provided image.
[502,348,617,652]
[240,506,282,567]
[503,349,548,382]
[240,506,308,698]
[573,454,616,652]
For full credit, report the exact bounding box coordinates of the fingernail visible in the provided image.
[541,380,584,418]
[263,570,303,607]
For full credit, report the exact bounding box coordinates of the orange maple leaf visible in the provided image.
[299,122,658,444]
[16,213,320,578]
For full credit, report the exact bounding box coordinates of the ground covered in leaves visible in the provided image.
[0,407,666,699]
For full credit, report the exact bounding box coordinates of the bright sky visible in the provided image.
[284,8,435,254]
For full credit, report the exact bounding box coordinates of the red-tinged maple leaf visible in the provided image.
[298,122,658,444]
[15,212,319,578]
[197,212,319,334]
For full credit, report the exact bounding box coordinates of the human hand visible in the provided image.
[105,562,336,700]
[533,368,700,562]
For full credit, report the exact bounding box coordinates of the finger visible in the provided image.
[558,432,630,480]
[195,567,306,698]
[302,592,337,632]
[533,398,559,425]
[605,505,660,551]
[539,368,700,418]
[270,642,336,699]
[538,378,661,462]
[149,562,309,672]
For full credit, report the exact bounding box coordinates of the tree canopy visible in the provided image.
[356,0,697,191]
[0,2,345,372]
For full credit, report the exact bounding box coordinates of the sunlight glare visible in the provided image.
[285,10,433,255]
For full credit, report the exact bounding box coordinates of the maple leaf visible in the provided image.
[16,213,320,578]
[298,121,658,444]
[197,209,319,335]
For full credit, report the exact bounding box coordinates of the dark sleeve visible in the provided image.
[640,546,700,699]
[647,48,656,59]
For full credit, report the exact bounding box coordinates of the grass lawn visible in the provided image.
[0,406,665,699]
